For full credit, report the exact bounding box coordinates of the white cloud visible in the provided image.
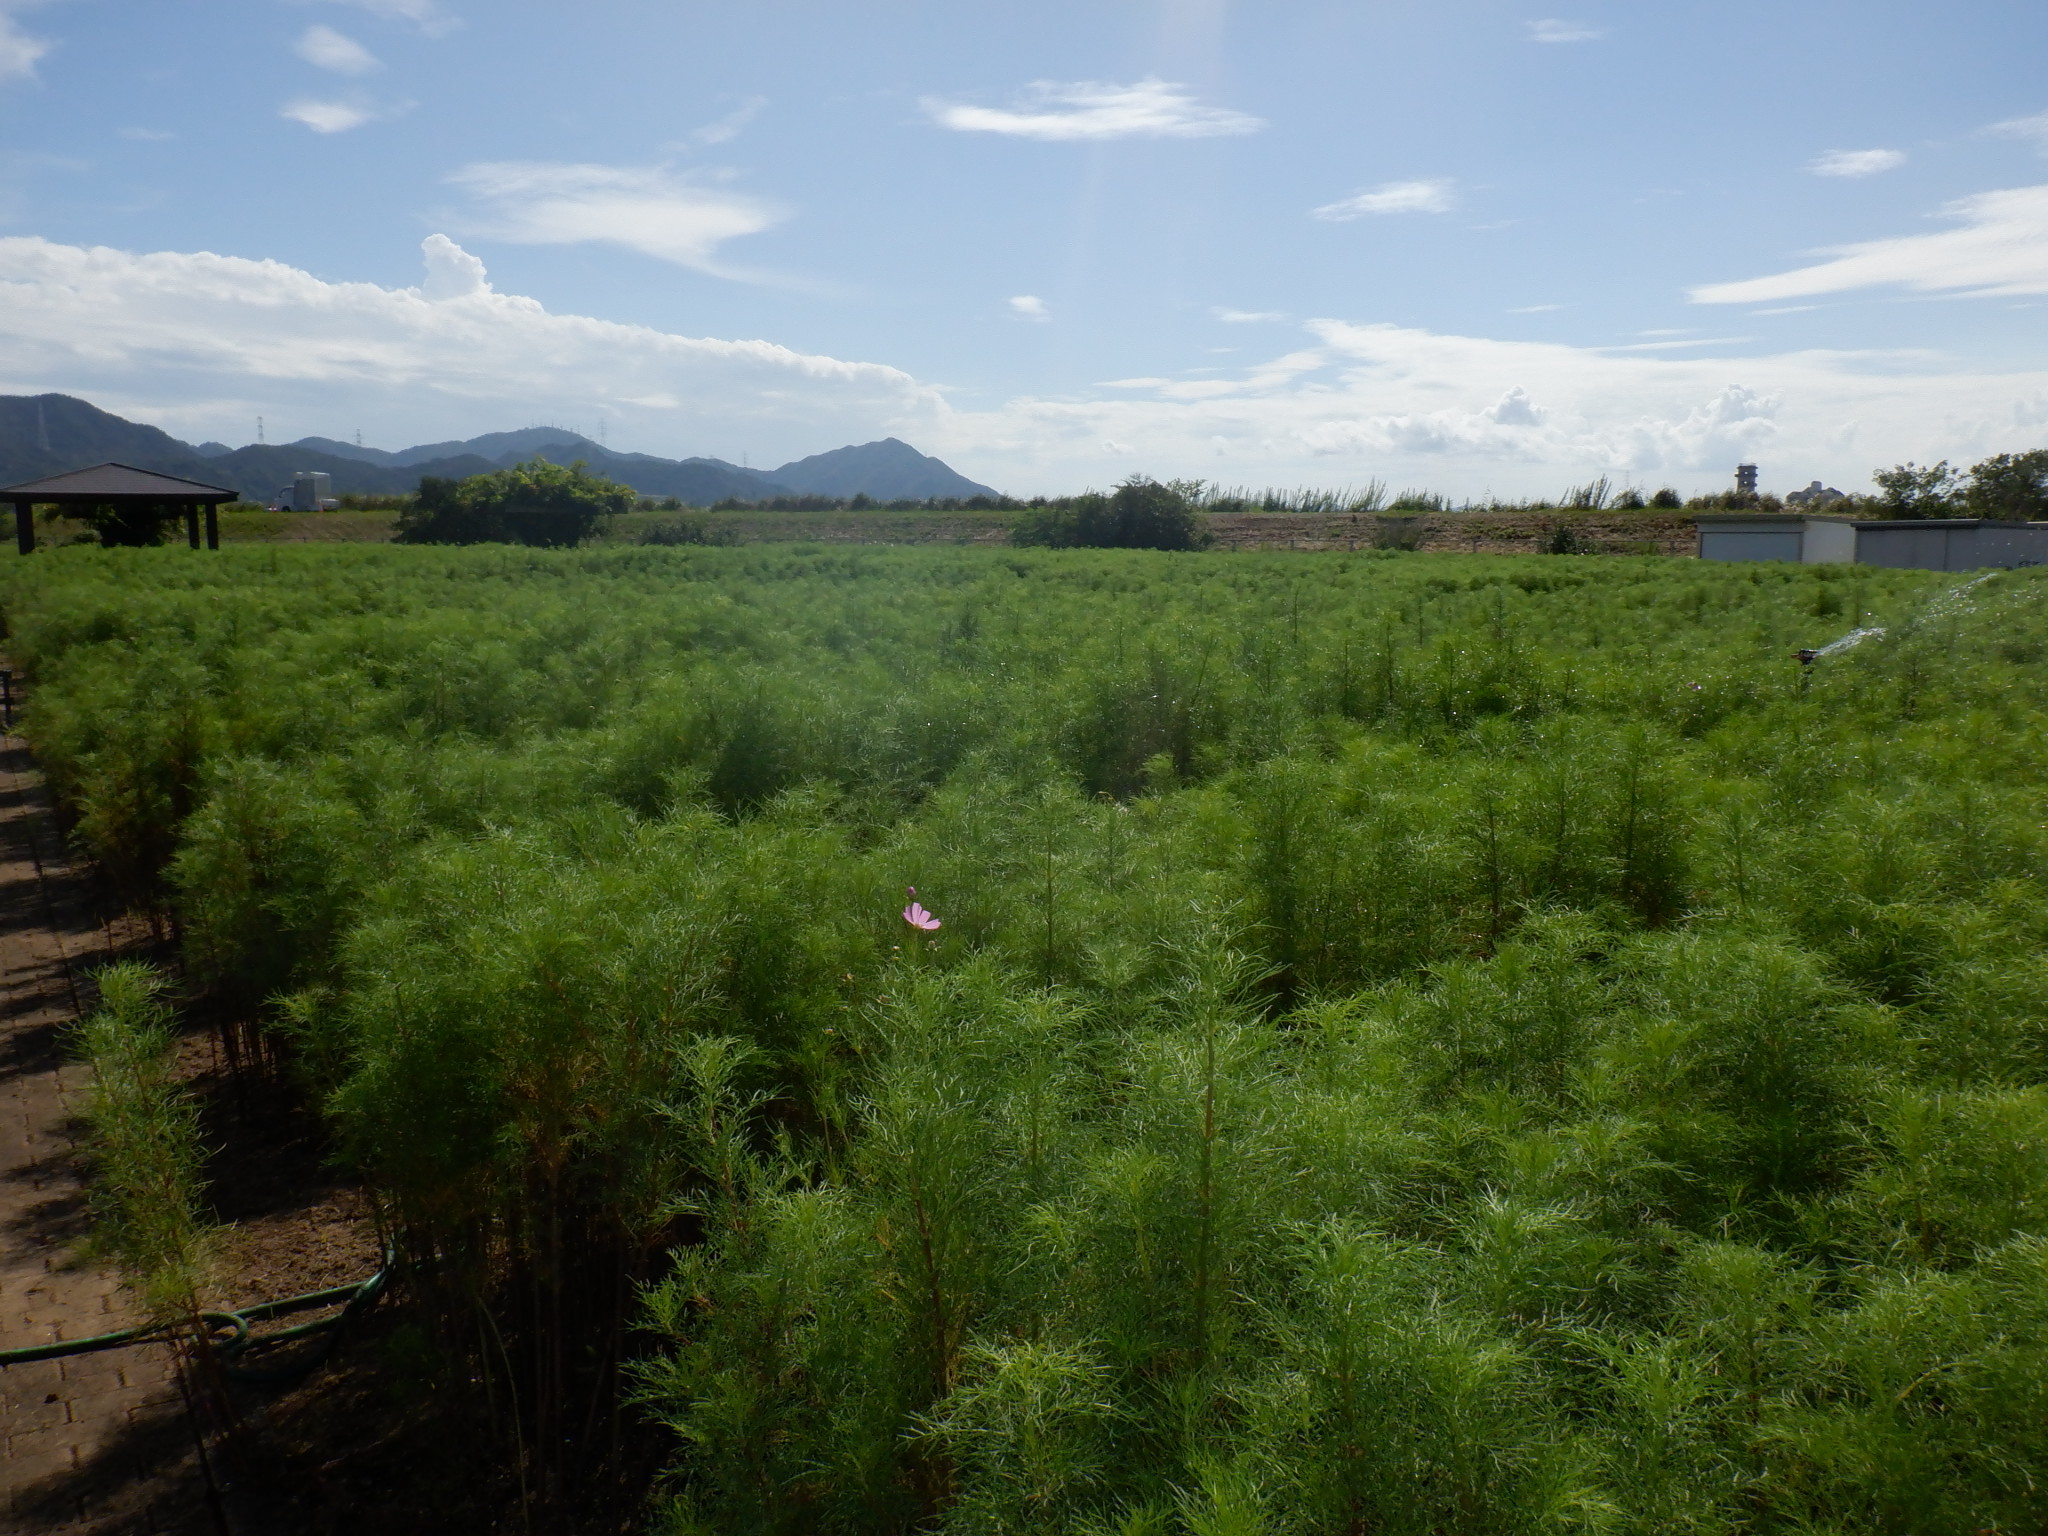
[923,77,1263,142]
[1988,110,2048,153]
[1601,336,1752,351]
[915,319,2048,497]
[1692,185,2048,303]
[295,24,380,74]
[298,0,459,36]
[8,235,2048,501]
[688,97,765,148]
[1810,147,1904,178]
[1485,386,1543,426]
[1527,18,1605,42]
[0,235,934,462]
[281,97,383,133]
[448,161,784,276]
[1214,307,1285,323]
[0,3,50,81]
[1312,180,1455,220]
[418,232,487,299]
[1009,294,1049,320]
[1508,303,1563,313]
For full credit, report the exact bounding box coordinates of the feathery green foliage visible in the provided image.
[6,543,2048,1530]
[73,963,216,1324]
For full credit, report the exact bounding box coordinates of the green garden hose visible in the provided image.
[0,1244,393,1382]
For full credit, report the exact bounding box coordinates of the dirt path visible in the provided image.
[0,734,209,1535]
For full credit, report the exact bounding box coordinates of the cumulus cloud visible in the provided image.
[418,232,488,299]
[0,3,51,81]
[1810,148,1904,178]
[1485,386,1543,425]
[447,161,784,275]
[295,24,380,74]
[1009,294,1049,320]
[7,235,2048,501]
[914,318,2048,497]
[1691,185,2048,303]
[1312,180,1455,220]
[0,235,935,460]
[1527,19,1605,42]
[1214,307,1285,323]
[923,77,1263,141]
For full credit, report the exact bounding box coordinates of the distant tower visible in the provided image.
[258,415,266,445]
[1735,463,1759,496]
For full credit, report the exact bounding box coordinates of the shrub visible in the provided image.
[1012,477,1210,550]
[395,457,633,546]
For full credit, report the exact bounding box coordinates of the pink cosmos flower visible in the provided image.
[903,886,941,931]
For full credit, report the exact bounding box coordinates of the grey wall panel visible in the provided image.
[1700,531,1803,562]
[1856,527,1952,569]
[1801,521,1857,563]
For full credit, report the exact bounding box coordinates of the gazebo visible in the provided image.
[0,463,240,554]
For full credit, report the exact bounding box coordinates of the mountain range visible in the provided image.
[0,395,999,504]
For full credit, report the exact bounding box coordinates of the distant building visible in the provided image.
[1734,463,1759,496]
[1785,480,1845,507]
[1695,512,2048,570]
[1696,513,1853,564]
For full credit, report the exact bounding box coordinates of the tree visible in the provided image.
[395,457,634,547]
[1012,477,1210,551]
[1962,449,2048,522]
[1871,460,1963,519]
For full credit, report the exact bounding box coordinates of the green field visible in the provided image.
[7,543,2047,1534]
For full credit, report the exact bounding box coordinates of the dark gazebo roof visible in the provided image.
[2,463,239,553]
[0,462,238,503]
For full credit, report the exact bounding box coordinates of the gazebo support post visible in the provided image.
[184,505,201,549]
[205,503,220,550]
[12,500,31,555]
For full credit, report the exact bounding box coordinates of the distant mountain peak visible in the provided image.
[0,395,1000,506]
[771,439,997,500]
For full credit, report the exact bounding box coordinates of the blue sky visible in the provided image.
[2,0,2046,496]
